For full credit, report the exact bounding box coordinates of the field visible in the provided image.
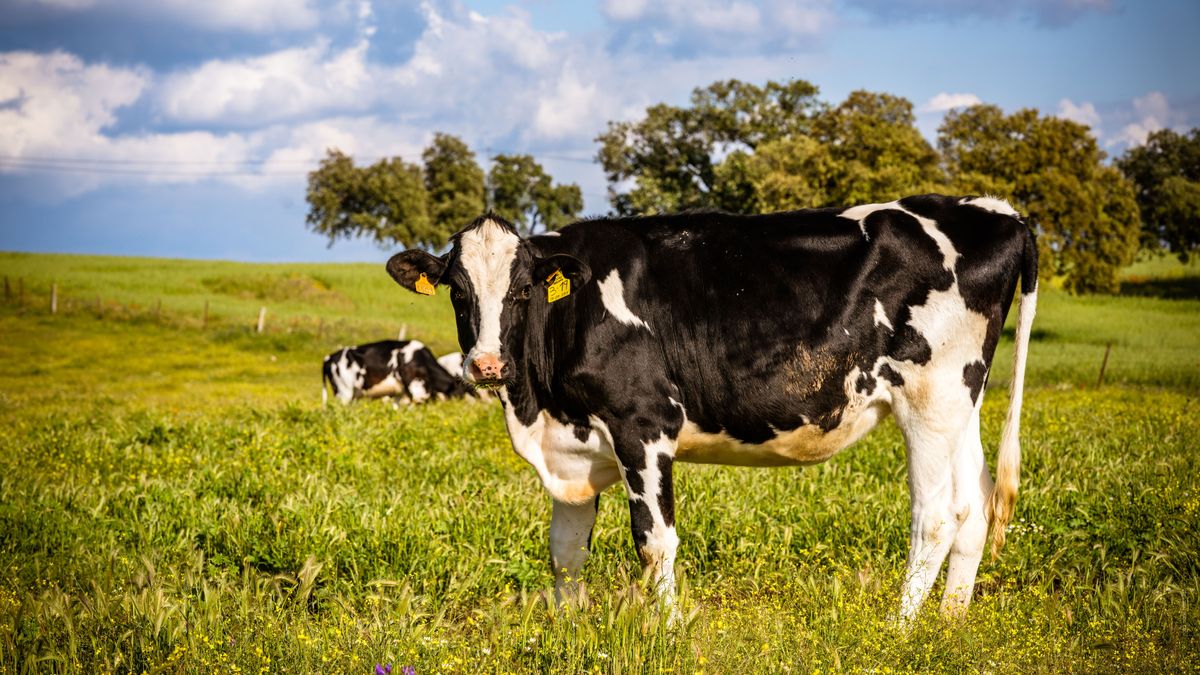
[0,251,1198,672]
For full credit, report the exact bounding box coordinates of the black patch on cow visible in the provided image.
[878,363,904,387]
[657,453,675,528]
[856,371,876,395]
[587,495,600,551]
[627,500,654,550]
[889,325,933,365]
[573,425,592,443]
[963,360,988,404]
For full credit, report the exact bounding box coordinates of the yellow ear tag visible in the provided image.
[546,270,571,303]
[414,273,436,296]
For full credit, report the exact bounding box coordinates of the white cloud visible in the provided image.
[1056,98,1100,130]
[14,0,319,32]
[1109,91,1176,148]
[920,92,982,113]
[533,68,602,140]
[602,0,833,49]
[158,39,373,125]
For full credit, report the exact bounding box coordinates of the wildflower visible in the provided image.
[374,665,392,675]
[401,667,416,675]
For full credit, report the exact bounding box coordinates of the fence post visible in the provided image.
[17,278,23,308]
[398,323,408,340]
[203,300,209,329]
[1097,343,1112,387]
[257,306,267,334]
[3,276,9,301]
[317,317,324,339]
[51,283,58,314]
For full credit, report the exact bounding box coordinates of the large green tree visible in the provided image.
[939,105,1140,293]
[488,154,583,235]
[423,133,487,236]
[305,150,433,247]
[595,79,821,214]
[1116,128,1200,262]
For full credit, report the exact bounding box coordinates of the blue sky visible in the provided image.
[1,0,1197,262]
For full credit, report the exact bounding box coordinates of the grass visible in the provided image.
[0,252,1198,672]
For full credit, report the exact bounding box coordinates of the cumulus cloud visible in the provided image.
[1108,91,1176,148]
[920,92,981,113]
[159,39,374,125]
[1056,98,1100,129]
[12,0,320,32]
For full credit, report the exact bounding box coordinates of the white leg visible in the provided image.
[615,432,680,621]
[550,497,600,605]
[897,409,970,620]
[941,402,993,616]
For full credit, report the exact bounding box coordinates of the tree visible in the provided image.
[940,105,1141,293]
[305,150,433,248]
[595,79,822,214]
[423,133,487,237]
[488,154,583,235]
[1116,128,1200,261]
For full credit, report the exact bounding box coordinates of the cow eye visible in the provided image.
[451,289,466,302]
[514,285,532,301]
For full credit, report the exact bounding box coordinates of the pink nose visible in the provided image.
[469,353,505,381]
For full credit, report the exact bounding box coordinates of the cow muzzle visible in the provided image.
[466,352,507,386]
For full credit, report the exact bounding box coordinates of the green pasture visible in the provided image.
[0,252,1197,672]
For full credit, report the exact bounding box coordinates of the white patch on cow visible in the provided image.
[538,231,561,237]
[633,433,679,602]
[408,377,429,402]
[387,349,400,370]
[332,349,362,404]
[497,390,621,504]
[459,219,521,361]
[363,374,406,398]
[400,340,425,363]
[839,201,960,271]
[598,269,651,332]
[960,195,1019,217]
[437,352,465,378]
[843,327,850,336]
[874,299,894,331]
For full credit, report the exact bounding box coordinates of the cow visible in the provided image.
[322,339,471,406]
[385,194,1038,622]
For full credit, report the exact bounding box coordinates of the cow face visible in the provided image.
[387,215,589,387]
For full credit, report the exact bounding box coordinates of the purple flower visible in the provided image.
[374,665,392,675]
[401,667,416,675]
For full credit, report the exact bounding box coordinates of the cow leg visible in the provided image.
[550,496,600,605]
[941,401,993,616]
[612,430,680,620]
[896,404,972,621]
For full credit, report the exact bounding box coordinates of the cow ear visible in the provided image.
[386,250,446,295]
[533,254,592,291]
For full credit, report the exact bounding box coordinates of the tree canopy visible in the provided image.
[1116,128,1200,262]
[939,105,1140,294]
[305,136,582,249]
[489,154,583,235]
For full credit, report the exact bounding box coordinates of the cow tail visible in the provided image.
[988,221,1039,556]
[321,356,332,406]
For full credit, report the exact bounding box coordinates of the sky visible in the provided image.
[1,0,1197,262]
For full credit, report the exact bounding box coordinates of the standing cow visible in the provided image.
[386,194,1037,620]
[322,339,471,406]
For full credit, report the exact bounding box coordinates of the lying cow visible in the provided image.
[322,339,471,406]
[386,194,1037,621]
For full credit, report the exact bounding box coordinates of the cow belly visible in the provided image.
[676,400,890,466]
[363,375,406,398]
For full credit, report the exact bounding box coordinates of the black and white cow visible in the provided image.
[322,339,471,406]
[386,194,1038,620]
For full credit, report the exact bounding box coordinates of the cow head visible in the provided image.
[387,215,590,387]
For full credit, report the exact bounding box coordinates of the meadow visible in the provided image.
[0,251,1197,673]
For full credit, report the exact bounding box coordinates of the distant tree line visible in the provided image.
[306,79,1199,294]
[305,133,582,250]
